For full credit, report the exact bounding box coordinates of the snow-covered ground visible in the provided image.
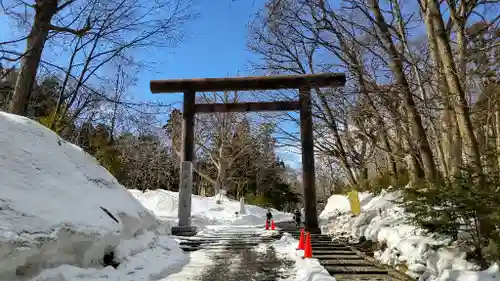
[254,233,336,281]
[0,112,188,281]
[319,189,500,281]
[129,189,293,230]
[0,111,320,281]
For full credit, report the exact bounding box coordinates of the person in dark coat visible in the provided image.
[266,209,273,226]
[293,209,302,228]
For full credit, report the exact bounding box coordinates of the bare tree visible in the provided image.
[248,0,421,185]
[167,91,261,196]
[2,0,91,114]
[1,0,194,115]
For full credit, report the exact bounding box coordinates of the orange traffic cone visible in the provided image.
[271,220,276,230]
[296,229,305,250]
[265,220,269,230]
[303,232,312,258]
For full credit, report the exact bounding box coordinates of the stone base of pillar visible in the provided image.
[172,225,197,236]
[305,227,322,234]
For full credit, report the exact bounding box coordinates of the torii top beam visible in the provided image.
[150,73,346,93]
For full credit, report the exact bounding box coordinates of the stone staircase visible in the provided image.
[173,229,295,281]
[173,223,415,281]
[279,223,415,281]
[176,231,280,252]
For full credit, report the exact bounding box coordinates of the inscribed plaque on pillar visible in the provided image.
[239,197,246,214]
[180,161,193,209]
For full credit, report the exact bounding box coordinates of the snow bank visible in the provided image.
[159,249,214,280]
[254,233,336,281]
[0,112,186,281]
[129,189,293,230]
[319,189,500,281]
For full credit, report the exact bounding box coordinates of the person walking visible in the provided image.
[293,209,302,228]
[266,209,273,227]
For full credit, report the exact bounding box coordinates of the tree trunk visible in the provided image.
[381,134,398,174]
[495,109,500,169]
[440,107,452,177]
[9,1,58,115]
[423,9,461,178]
[214,180,222,196]
[369,0,438,182]
[424,0,482,173]
[393,0,450,181]
[318,8,399,181]
[408,152,425,182]
[358,165,369,190]
[363,88,398,175]
[214,161,226,196]
[316,90,358,186]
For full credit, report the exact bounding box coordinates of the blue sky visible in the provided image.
[0,0,303,167]
[136,0,303,168]
[143,0,265,81]
[138,0,266,105]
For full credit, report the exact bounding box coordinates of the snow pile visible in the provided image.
[145,249,214,281]
[319,189,500,281]
[254,233,336,281]
[0,112,187,281]
[129,189,293,230]
[319,192,373,220]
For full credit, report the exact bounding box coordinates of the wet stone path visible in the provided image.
[175,222,415,281]
[199,246,294,281]
[177,230,295,281]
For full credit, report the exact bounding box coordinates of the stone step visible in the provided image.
[179,239,274,244]
[210,256,285,263]
[309,240,344,243]
[180,247,200,252]
[179,241,261,245]
[308,237,338,241]
[202,246,256,251]
[314,254,361,259]
[290,233,331,238]
[309,240,336,243]
[289,232,328,236]
[310,241,345,245]
[334,274,398,281]
[319,259,372,266]
[304,238,334,242]
[182,245,260,251]
[312,245,350,250]
[202,243,260,247]
[291,237,332,240]
[194,235,276,239]
[289,234,330,238]
[197,235,265,238]
[289,232,328,235]
[324,265,388,274]
[178,237,275,241]
[313,250,357,255]
[292,238,337,243]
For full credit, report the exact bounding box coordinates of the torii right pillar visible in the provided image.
[299,87,320,233]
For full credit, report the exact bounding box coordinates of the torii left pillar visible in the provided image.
[171,90,197,236]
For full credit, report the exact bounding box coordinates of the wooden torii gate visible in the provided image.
[150,73,346,235]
